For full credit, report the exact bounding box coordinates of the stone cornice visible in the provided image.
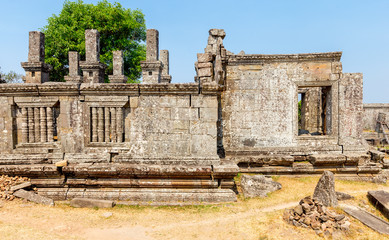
[21,62,52,72]
[0,82,222,97]
[139,83,199,95]
[363,103,389,108]
[227,52,342,65]
[0,83,79,96]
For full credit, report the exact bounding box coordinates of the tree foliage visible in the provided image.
[0,67,23,83]
[41,0,146,82]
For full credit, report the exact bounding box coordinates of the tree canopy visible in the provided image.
[0,67,23,83]
[41,0,146,82]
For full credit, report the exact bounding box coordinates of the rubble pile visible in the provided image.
[0,175,30,200]
[284,196,351,236]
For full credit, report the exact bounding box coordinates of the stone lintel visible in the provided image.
[227,52,343,65]
[140,61,163,69]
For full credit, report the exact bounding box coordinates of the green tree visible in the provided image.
[41,0,146,82]
[0,67,23,83]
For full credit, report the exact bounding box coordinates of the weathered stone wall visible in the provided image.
[222,53,342,153]
[363,104,389,131]
[338,73,364,149]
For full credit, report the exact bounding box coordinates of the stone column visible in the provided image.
[98,107,104,142]
[64,51,82,83]
[140,29,162,84]
[34,107,40,142]
[110,107,117,143]
[104,107,110,142]
[116,107,123,142]
[160,50,172,83]
[108,50,128,83]
[40,107,47,142]
[21,107,28,143]
[80,29,106,83]
[28,107,34,143]
[47,107,54,142]
[21,31,52,84]
[91,107,98,142]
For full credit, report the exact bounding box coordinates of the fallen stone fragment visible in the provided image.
[13,189,54,206]
[342,204,389,234]
[336,191,354,201]
[367,190,389,220]
[240,174,282,198]
[70,198,115,208]
[102,212,113,218]
[369,150,385,162]
[313,171,338,207]
[10,182,31,192]
[55,160,68,167]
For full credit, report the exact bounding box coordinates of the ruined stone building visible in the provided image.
[0,28,384,203]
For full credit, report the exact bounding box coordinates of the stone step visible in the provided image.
[38,188,237,203]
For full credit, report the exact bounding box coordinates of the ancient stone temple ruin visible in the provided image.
[0,28,382,203]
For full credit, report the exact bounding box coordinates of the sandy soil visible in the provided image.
[1,176,389,240]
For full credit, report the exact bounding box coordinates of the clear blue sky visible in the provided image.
[0,0,388,103]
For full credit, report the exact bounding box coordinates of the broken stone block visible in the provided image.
[55,160,68,167]
[197,53,213,63]
[10,182,31,192]
[70,198,115,208]
[370,150,385,162]
[13,189,54,206]
[336,191,354,201]
[367,190,389,220]
[240,174,282,198]
[342,204,389,234]
[313,171,338,207]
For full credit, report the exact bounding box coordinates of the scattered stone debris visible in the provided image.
[367,190,389,220]
[70,198,115,208]
[13,189,54,206]
[341,204,389,234]
[240,174,282,198]
[0,175,30,201]
[370,150,385,162]
[102,212,113,218]
[284,196,351,236]
[336,191,354,201]
[313,171,338,207]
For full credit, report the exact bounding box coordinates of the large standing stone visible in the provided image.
[313,171,338,207]
[240,174,282,198]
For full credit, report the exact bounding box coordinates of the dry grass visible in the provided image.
[1,176,389,240]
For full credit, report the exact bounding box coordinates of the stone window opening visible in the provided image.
[31,72,35,77]
[89,71,93,77]
[298,86,332,136]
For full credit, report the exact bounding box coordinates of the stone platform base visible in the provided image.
[38,188,237,203]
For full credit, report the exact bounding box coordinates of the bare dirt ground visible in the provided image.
[1,176,389,240]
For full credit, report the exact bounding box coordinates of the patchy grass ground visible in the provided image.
[1,176,389,240]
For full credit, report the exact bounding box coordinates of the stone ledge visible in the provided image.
[38,188,237,203]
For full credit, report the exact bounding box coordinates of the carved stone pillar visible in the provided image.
[28,107,34,143]
[40,107,47,142]
[91,107,98,142]
[110,107,117,143]
[47,107,54,142]
[98,107,104,142]
[34,107,40,142]
[104,107,110,142]
[21,107,28,143]
[116,107,123,142]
